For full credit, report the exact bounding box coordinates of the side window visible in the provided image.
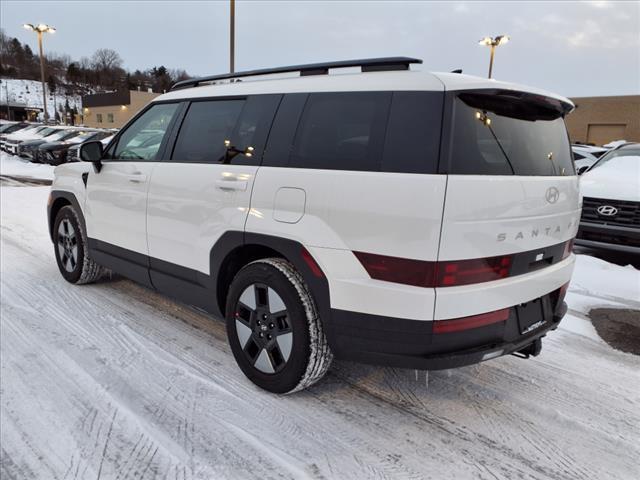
[227,94,282,165]
[111,103,179,161]
[290,92,391,171]
[382,92,443,174]
[171,100,244,163]
[573,152,585,160]
[262,93,308,167]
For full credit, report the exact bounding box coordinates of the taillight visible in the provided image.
[435,255,512,287]
[354,252,512,288]
[433,308,510,334]
[353,252,435,287]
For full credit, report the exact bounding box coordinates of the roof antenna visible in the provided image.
[450,69,463,74]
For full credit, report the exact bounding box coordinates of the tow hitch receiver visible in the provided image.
[512,338,542,359]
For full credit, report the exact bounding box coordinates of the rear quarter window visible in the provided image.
[264,91,443,174]
[289,92,391,171]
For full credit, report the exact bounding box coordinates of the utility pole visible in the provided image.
[230,0,235,73]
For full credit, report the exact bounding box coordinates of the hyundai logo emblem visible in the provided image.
[545,187,560,204]
[596,205,618,216]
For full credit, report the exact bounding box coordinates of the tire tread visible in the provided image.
[245,258,333,393]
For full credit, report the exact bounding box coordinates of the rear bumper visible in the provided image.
[576,221,640,254]
[326,291,567,370]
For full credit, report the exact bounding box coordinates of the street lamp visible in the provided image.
[478,35,509,79]
[23,23,56,122]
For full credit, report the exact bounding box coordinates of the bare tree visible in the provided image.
[91,48,123,71]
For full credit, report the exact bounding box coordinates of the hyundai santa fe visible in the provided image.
[48,57,579,393]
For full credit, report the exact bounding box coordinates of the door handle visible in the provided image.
[127,173,147,183]
[216,179,247,191]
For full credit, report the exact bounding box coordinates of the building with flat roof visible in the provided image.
[566,95,639,146]
[81,90,159,128]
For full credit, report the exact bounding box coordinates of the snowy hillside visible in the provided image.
[0,78,82,113]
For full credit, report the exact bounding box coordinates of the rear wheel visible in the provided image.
[53,205,105,284]
[226,258,333,393]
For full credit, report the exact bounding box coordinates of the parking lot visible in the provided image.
[1,154,639,479]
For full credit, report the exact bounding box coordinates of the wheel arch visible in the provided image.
[48,191,85,242]
[211,232,334,342]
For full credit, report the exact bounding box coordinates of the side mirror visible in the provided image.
[577,166,589,175]
[79,141,104,172]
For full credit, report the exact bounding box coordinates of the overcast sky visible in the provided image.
[1,1,638,97]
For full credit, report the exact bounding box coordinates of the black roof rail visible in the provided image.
[170,56,423,91]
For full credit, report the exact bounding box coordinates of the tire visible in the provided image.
[225,258,333,394]
[53,205,106,284]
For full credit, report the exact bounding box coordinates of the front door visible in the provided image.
[85,102,180,283]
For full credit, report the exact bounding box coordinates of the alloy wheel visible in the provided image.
[234,283,293,374]
[57,219,78,273]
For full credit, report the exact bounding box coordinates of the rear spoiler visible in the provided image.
[457,89,574,120]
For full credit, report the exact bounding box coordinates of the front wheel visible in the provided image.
[53,205,105,284]
[226,258,333,394]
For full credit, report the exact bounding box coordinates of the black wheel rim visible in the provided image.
[57,219,78,273]
[234,283,293,374]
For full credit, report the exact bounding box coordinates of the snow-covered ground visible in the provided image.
[0,151,54,181]
[1,184,639,479]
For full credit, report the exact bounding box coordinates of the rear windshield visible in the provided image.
[444,92,574,176]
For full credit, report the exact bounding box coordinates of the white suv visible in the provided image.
[48,57,580,393]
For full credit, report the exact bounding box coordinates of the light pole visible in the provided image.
[23,23,56,122]
[478,35,509,79]
[230,0,235,73]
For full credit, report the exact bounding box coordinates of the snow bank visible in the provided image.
[0,151,54,181]
[567,254,640,314]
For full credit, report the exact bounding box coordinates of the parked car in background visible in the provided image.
[575,142,640,175]
[603,139,628,149]
[38,130,113,165]
[0,122,30,136]
[20,129,83,160]
[572,146,601,172]
[66,133,115,163]
[3,126,62,155]
[576,143,640,254]
[572,143,608,157]
[0,124,45,150]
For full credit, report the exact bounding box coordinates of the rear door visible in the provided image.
[146,94,281,280]
[435,90,581,319]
